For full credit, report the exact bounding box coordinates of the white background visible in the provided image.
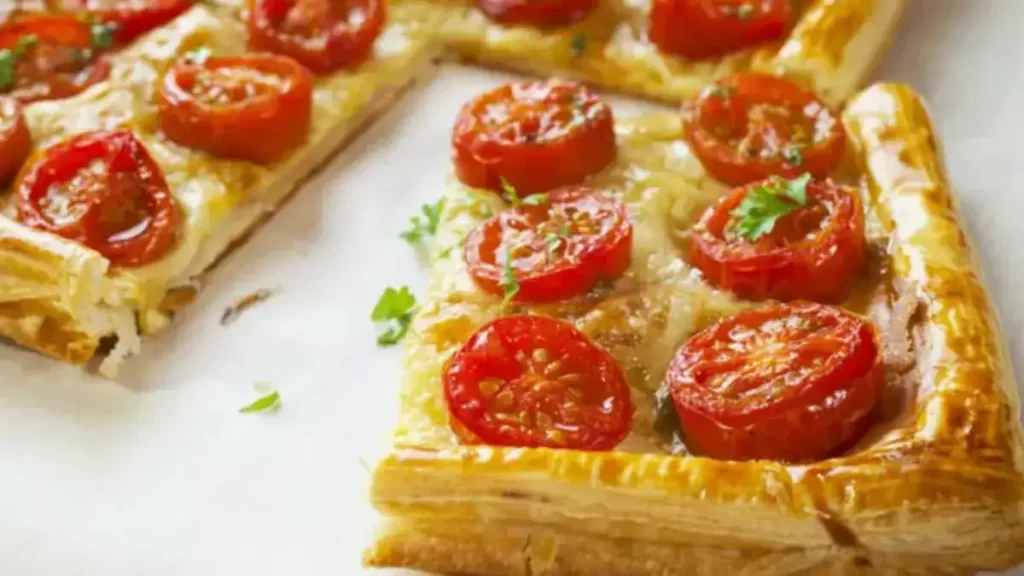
[1,1,1022,574]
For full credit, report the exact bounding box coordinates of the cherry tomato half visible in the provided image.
[684,73,846,186]
[445,315,634,450]
[0,14,111,103]
[649,0,792,60]
[465,186,632,302]
[452,79,616,196]
[666,301,883,462]
[59,0,195,43]
[158,53,313,163]
[690,176,865,302]
[0,96,32,185]
[15,130,179,268]
[479,0,597,28]
[248,0,385,74]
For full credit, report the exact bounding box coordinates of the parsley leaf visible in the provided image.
[570,34,588,58]
[13,35,38,58]
[90,22,118,49]
[372,286,416,346]
[782,145,804,166]
[400,198,446,245]
[544,233,563,254]
[706,85,735,99]
[240,390,281,414]
[729,173,811,241]
[736,3,754,19]
[0,50,15,91]
[500,178,547,207]
[499,247,520,307]
[184,46,212,64]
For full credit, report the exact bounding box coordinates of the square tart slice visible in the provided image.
[398,0,905,105]
[0,3,439,375]
[366,82,1024,575]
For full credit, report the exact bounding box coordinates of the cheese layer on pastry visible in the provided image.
[0,4,439,373]
[368,84,1024,574]
[397,0,905,104]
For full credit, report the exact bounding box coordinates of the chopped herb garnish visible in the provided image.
[239,390,281,414]
[544,233,563,254]
[706,85,736,99]
[729,173,811,241]
[400,198,446,245]
[0,50,16,91]
[782,145,804,166]
[90,22,118,49]
[499,247,520,307]
[500,178,547,207]
[184,46,212,64]
[736,3,754,19]
[570,33,588,58]
[372,286,417,346]
[13,35,38,57]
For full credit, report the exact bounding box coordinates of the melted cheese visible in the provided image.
[0,5,438,337]
[395,113,755,454]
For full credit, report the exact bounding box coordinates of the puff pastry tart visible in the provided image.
[395,0,906,104]
[366,77,1024,574]
[0,1,439,374]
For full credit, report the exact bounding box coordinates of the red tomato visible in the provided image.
[452,80,616,196]
[684,73,846,186]
[666,301,883,462]
[0,15,111,103]
[158,54,313,163]
[0,96,32,185]
[444,315,634,450]
[690,176,865,302]
[648,0,792,60]
[15,130,179,268]
[464,186,632,302]
[478,0,597,28]
[60,0,194,43]
[247,0,385,74]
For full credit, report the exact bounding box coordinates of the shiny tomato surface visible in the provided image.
[465,186,632,302]
[0,15,111,103]
[649,0,792,60]
[61,0,194,42]
[15,130,179,267]
[667,301,883,462]
[158,53,313,163]
[445,315,634,450]
[690,176,865,302]
[684,72,846,186]
[0,96,31,184]
[248,0,385,73]
[452,79,616,195]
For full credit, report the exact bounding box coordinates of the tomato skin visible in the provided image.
[667,302,883,462]
[0,15,111,103]
[690,177,865,302]
[0,97,32,185]
[464,186,632,302]
[649,0,792,60]
[452,80,616,196]
[15,130,179,268]
[684,73,846,186]
[248,0,386,74]
[444,315,634,451]
[158,54,313,163]
[62,0,194,43]
[479,0,598,28]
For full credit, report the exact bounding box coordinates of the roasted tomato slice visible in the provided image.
[648,0,792,60]
[248,0,385,74]
[0,96,31,185]
[666,301,883,462]
[15,130,179,268]
[445,315,634,450]
[684,73,846,186]
[452,79,616,196]
[478,0,597,28]
[0,15,111,103]
[464,186,632,302]
[690,175,865,302]
[158,53,313,163]
[58,0,194,43]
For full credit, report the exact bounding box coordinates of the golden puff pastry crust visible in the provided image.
[366,83,1024,574]
[0,4,440,374]
[398,0,906,104]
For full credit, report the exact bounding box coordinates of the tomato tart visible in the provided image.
[366,81,1024,575]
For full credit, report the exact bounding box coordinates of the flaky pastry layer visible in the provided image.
[367,84,1024,574]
